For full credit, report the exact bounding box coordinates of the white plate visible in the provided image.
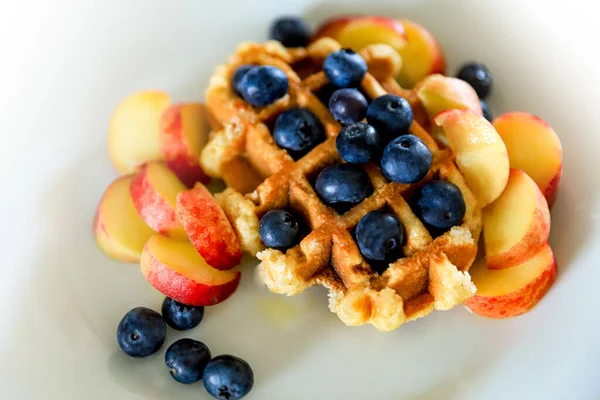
[1,1,599,399]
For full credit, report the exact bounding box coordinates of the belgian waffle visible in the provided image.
[201,39,482,331]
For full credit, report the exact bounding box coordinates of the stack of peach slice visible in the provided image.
[95,92,242,306]
[435,110,562,318]
[463,113,562,318]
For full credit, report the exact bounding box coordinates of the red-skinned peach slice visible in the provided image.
[140,235,241,306]
[396,20,445,88]
[312,15,358,41]
[94,176,154,262]
[130,161,188,238]
[435,110,509,207]
[159,103,211,187]
[416,74,482,120]
[492,112,563,208]
[465,243,556,318]
[336,17,408,53]
[108,91,170,173]
[483,169,551,269]
[176,184,242,270]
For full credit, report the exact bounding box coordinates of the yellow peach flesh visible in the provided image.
[108,91,170,173]
[145,235,239,285]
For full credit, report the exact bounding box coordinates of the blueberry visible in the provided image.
[356,210,404,264]
[480,100,493,122]
[161,297,204,331]
[116,307,166,358]
[414,181,466,230]
[273,107,325,159]
[232,65,254,97]
[203,355,254,400]
[366,94,414,144]
[456,62,492,100]
[315,164,372,211]
[381,134,432,183]
[240,66,289,107]
[336,122,382,164]
[270,17,310,48]
[259,210,299,250]
[164,338,211,384]
[324,49,368,88]
[329,88,368,125]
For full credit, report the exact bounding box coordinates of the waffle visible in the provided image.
[201,39,482,331]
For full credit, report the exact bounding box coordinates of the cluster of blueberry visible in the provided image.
[116,298,253,400]
[243,47,467,271]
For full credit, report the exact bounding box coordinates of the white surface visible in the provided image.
[1,1,599,399]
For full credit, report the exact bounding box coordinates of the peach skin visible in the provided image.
[492,112,563,208]
[140,234,241,306]
[94,176,154,262]
[465,243,556,318]
[108,91,170,173]
[396,20,445,88]
[176,183,242,270]
[416,74,482,121]
[483,169,551,269]
[130,161,188,238]
[159,103,211,187]
[336,17,408,53]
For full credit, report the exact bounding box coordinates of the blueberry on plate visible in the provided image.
[380,134,432,183]
[203,355,254,400]
[165,338,212,384]
[356,210,404,265]
[480,100,493,122]
[366,94,414,144]
[239,65,289,107]
[315,164,372,211]
[324,48,368,88]
[273,107,325,159]
[456,62,492,100]
[259,210,300,250]
[269,16,310,48]
[414,181,466,230]
[161,297,204,331]
[336,122,382,164]
[117,307,166,358]
[329,88,368,125]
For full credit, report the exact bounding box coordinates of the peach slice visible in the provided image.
[483,169,551,269]
[159,103,211,188]
[312,15,358,41]
[435,110,509,207]
[140,235,241,306]
[177,184,242,270]
[108,91,170,174]
[396,20,445,88]
[492,112,563,208]
[130,161,188,238]
[94,176,154,262]
[465,243,556,318]
[336,17,408,54]
[416,74,482,120]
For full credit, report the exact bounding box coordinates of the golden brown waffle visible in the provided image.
[201,39,482,331]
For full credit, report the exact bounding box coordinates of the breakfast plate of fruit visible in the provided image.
[2,1,599,399]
